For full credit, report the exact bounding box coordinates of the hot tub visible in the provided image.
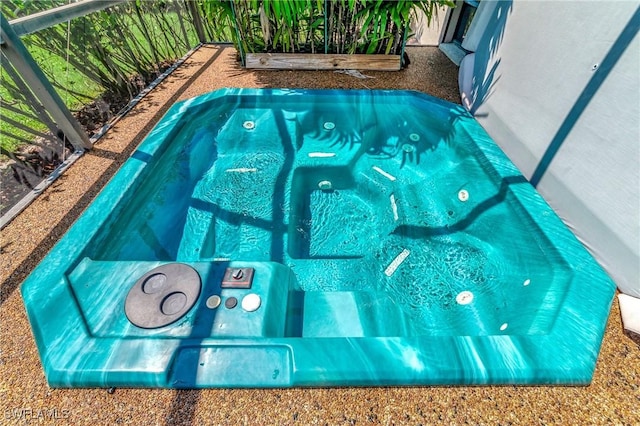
[21,89,616,387]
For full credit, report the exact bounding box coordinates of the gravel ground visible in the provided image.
[1,45,638,425]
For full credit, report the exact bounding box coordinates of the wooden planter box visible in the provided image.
[245,53,401,71]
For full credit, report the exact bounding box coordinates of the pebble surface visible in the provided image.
[1,45,638,425]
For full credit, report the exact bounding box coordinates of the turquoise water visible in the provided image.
[86,92,568,337]
[22,89,616,387]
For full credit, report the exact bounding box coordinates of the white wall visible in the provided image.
[461,1,640,297]
[407,7,448,46]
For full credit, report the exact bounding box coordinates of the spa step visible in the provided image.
[301,291,415,337]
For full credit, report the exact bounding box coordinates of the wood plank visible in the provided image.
[245,53,401,71]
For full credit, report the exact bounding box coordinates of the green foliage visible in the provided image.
[18,2,199,98]
[1,1,202,154]
[198,0,236,42]
[201,0,454,55]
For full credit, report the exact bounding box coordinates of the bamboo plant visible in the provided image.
[202,0,453,58]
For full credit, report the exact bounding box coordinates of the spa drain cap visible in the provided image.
[125,263,201,329]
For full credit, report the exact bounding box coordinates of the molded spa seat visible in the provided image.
[67,258,294,338]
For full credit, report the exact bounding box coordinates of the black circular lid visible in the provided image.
[125,263,201,329]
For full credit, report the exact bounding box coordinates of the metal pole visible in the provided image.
[0,13,91,150]
[6,0,123,38]
[2,55,61,134]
